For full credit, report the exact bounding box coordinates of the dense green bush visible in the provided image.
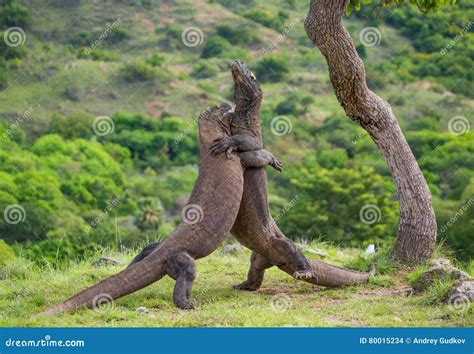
[0,0,30,28]
[255,55,290,82]
[275,93,314,116]
[101,112,199,170]
[216,24,260,45]
[201,36,230,58]
[146,54,165,67]
[279,157,398,246]
[120,61,157,81]
[243,9,288,30]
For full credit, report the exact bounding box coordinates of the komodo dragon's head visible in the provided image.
[231,59,262,110]
[198,103,233,147]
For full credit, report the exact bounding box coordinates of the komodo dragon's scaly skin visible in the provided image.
[41,104,282,315]
[211,60,373,288]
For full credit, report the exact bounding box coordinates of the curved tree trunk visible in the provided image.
[304,0,437,262]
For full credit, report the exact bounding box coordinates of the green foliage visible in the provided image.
[275,93,314,116]
[191,61,218,79]
[70,31,92,47]
[243,9,289,30]
[49,111,95,139]
[146,54,165,67]
[201,36,230,58]
[255,55,290,82]
[378,4,473,96]
[347,0,456,15]
[101,112,199,170]
[76,47,115,61]
[120,61,157,81]
[0,239,15,265]
[0,0,30,28]
[216,24,260,45]
[279,156,398,246]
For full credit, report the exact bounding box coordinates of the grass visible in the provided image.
[0,242,472,327]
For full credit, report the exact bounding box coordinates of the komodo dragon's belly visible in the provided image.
[231,167,273,255]
[182,153,245,259]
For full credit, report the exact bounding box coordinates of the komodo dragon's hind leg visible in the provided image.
[167,252,196,309]
[127,242,161,267]
[233,252,272,291]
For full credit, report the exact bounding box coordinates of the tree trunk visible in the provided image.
[304,0,436,262]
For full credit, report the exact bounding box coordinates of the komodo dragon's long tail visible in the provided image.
[293,258,374,287]
[40,250,166,315]
[272,225,374,287]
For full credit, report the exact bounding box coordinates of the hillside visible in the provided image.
[0,0,473,266]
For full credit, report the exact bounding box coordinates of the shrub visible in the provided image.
[275,93,314,116]
[70,31,92,47]
[255,55,290,82]
[244,9,288,30]
[146,54,165,67]
[107,26,129,44]
[76,47,114,61]
[120,61,157,81]
[0,1,30,28]
[191,62,217,79]
[201,36,230,58]
[216,24,259,45]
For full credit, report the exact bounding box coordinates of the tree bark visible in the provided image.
[304,0,437,262]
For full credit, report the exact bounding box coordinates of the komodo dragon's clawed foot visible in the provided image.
[233,281,260,291]
[270,156,283,172]
[176,300,197,310]
[293,269,315,280]
[210,137,234,155]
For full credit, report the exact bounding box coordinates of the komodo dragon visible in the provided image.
[210,60,373,289]
[41,103,282,314]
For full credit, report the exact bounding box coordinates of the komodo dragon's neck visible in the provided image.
[230,60,262,137]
